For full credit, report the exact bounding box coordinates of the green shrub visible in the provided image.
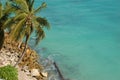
[0,65,18,80]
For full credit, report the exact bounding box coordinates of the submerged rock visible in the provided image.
[31,69,40,77]
[41,72,48,78]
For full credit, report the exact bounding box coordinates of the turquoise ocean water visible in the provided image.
[32,0,120,80]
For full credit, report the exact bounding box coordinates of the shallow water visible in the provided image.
[33,0,120,80]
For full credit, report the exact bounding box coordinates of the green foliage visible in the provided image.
[0,65,18,80]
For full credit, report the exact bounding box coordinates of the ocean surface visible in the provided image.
[31,0,120,80]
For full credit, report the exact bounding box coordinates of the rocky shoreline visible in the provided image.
[0,34,48,80]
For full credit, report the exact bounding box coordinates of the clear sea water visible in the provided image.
[32,0,120,80]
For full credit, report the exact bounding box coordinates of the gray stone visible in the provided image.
[31,69,40,77]
[41,72,48,78]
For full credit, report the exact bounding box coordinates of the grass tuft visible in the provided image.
[0,65,18,80]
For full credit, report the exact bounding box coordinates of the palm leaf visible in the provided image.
[3,2,16,15]
[34,2,47,14]
[35,25,45,45]
[0,14,9,28]
[30,0,35,9]
[2,18,14,29]
[13,13,27,21]
[36,17,50,29]
[25,0,34,11]
[4,2,20,14]
[9,0,29,13]
[0,3,2,18]
[25,24,33,36]
[20,30,25,39]
[10,18,26,41]
[8,2,22,14]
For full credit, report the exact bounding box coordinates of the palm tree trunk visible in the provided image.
[0,29,4,50]
[14,43,27,67]
[14,36,28,67]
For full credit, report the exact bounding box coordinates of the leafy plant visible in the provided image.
[0,65,18,80]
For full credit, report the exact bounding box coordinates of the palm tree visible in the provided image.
[0,3,4,50]
[0,2,14,50]
[8,0,50,67]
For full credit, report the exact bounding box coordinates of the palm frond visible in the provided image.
[2,18,14,29]
[17,23,34,43]
[27,0,35,11]
[25,24,33,36]
[10,4,23,14]
[10,18,26,41]
[13,13,27,21]
[0,3,2,18]
[23,25,33,44]
[36,17,50,29]
[35,25,45,45]
[0,14,9,26]
[9,0,29,13]
[8,2,22,12]
[30,0,34,11]
[4,2,19,14]
[0,3,10,25]
[25,0,31,5]
[19,29,25,42]
[34,2,47,14]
